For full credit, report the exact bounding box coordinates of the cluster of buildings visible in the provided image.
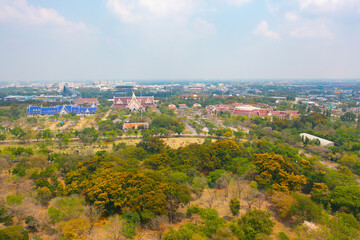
[168,103,202,110]
[27,98,98,116]
[26,92,158,117]
[3,85,80,103]
[205,103,299,120]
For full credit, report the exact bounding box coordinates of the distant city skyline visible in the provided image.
[1,0,360,82]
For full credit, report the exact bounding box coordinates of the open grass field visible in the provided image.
[0,137,214,156]
[114,137,213,149]
[2,112,102,132]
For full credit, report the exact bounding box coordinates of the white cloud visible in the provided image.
[285,12,299,21]
[266,0,280,15]
[299,0,360,13]
[106,0,137,23]
[193,18,216,35]
[290,20,333,38]
[106,0,199,23]
[254,21,280,40]
[0,0,87,31]
[227,0,253,6]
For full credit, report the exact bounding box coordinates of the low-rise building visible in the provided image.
[206,103,299,119]
[75,98,98,106]
[178,104,188,109]
[27,105,97,116]
[168,104,177,109]
[299,133,334,147]
[123,122,149,130]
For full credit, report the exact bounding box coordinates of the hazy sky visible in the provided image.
[1,0,360,82]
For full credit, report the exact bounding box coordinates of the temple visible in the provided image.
[27,104,97,116]
[111,92,156,112]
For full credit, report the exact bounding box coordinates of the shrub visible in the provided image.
[229,197,240,217]
[289,193,323,224]
[60,217,91,240]
[0,225,29,240]
[270,192,295,219]
[331,185,360,215]
[231,209,275,240]
[6,194,24,206]
[277,232,290,240]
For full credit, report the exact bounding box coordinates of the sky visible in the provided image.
[1,0,360,82]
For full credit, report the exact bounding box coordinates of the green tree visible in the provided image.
[163,223,201,240]
[326,212,360,240]
[203,139,242,171]
[310,183,330,205]
[0,133,6,141]
[289,193,323,224]
[331,185,360,215]
[78,127,98,144]
[0,225,29,240]
[56,133,70,149]
[231,209,274,240]
[104,130,117,142]
[173,123,185,135]
[41,129,53,139]
[98,119,115,132]
[234,130,245,140]
[36,186,52,205]
[164,182,192,223]
[137,137,168,154]
[229,197,240,217]
[340,111,356,122]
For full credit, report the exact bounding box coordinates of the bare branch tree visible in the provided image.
[148,216,168,240]
[216,174,231,201]
[206,188,216,209]
[232,176,245,199]
[106,215,127,240]
[255,190,266,209]
[243,188,260,209]
[85,205,104,225]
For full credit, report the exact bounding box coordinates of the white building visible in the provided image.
[300,133,334,147]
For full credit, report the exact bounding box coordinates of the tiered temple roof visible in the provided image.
[111,92,156,111]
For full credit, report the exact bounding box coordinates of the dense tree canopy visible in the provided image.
[253,153,307,193]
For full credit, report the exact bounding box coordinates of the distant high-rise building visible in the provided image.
[61,85,80,97]
[113,85,135,95]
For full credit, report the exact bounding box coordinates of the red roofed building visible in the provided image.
[168,104,177,109]
[112,92,156,112]
[123,122,149,130]
[178,104,188,109]
[75,98,98,106]
[206,103,299,119]
[272,111,300,120]
[193,103,202,108]
[179,94,208,99]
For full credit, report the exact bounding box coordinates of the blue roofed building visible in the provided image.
[27,104,97,116]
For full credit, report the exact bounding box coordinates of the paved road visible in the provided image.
[101,109,112,121]
[185,122,197,135]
